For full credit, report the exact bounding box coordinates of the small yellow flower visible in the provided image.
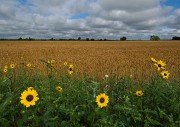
[27,63,32,67]
[136,90,143,96]
[151,58,157,63]
[161,71,170,79]
[96,93,109,108]
[10,64,15,69]
[56,86,62,92]
[68,64,74,75]
[4,68,8,73]
[64,62,68,66]
[4,65,8,69]
[47,60,51,64]
[154,60,166,71]
[130,74,133,79]
[48,60,55,67]
[20,88,39,108]
[51,60,55,64]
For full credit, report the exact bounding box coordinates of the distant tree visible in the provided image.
[28,37,34,41]
[172,36,180,40]
[104,38,107,41]
[18,37,22,40]
[78,37,81,40]
[150,35,160,41]
[99,39,103,41]
[120,36,127,41]
[50,38,54,40]
[91,38,95,41]
[86,38,89,41]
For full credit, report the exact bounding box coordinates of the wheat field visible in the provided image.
[0,40,180,79]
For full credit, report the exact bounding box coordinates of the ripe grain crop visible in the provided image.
[0,41,179,79]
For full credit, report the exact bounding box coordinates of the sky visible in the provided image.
[0,0,180,40]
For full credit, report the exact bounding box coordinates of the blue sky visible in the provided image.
[71,12,90,19]
[0,0,179,39]
[164,0,180,8]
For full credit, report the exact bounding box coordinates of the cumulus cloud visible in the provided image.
[0,0,179,39]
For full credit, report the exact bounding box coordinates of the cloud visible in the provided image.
[0,0,179,39]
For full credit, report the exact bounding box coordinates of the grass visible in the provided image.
[0,57,180,127]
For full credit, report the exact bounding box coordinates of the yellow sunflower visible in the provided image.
[56,86,62,92]
[51,60,55,64]
[47,60,51,64]
[136,90,143,96]
[96,93,109,108]
[151,58,157,63]
[130,74,133,79]
[68,64,74,75]
[47,60,55,67]
[4,65,8,69]
[154,60,166,71]
[10,64,15,69]
[4,68,8,73]
[20,89,39,108]
[64,62,68,66]
[161,71,170,79]
[27,63,32,68]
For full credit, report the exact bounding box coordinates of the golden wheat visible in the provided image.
[0,41,180,78]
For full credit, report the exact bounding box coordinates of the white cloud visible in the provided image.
[0,0,179,39]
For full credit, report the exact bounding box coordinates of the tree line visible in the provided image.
[0,36,180,41]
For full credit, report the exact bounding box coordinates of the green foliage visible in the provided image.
[0,63,180,127]
[120,36,127,41]
[150,35,160,41]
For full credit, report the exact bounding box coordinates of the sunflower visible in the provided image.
[47,60,55,67]
[96,93,109,108]
[4,65,8,69]
[154,60,166,71]
[27,63,32,68]
[161,71,170,79]
[51,60,55,64]
[4,68,8,73]
[136,90,143,96]
[20,88,39,108]
[47,60,51,64]
[64,62,68,66]
[130,74,133,79]
[10,64,15,69]
[56,86,62,92]
[151,58,157,63]
[68,64,74,75]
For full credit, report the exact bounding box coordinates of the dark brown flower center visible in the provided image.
[164,73,167,76]
[26,95,33,102]
[158,64,162,67]
[100,98,105,103]
[69,68,72,71]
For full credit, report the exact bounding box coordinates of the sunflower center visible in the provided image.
[26,95,34,102]
[100,98,105,103]
[164,73,167,76]
[69,68,72,71]
[158,64,162,67]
